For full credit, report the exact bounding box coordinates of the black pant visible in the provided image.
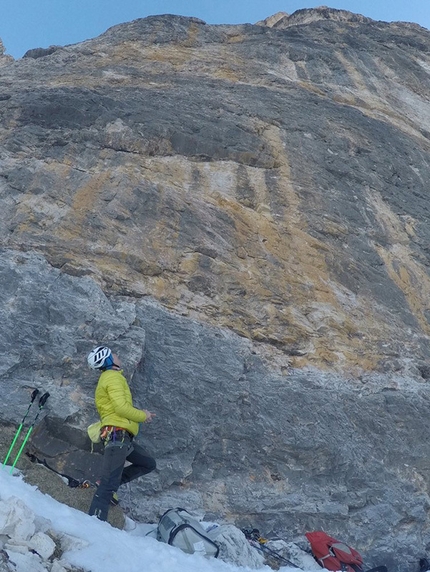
[89,435,156,521]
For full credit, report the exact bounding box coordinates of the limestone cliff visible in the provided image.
[1,8,430,570]
[1,9,430,374]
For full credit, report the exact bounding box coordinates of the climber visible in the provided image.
[87,346,156,521]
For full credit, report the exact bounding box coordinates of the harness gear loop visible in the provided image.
[100,426,133,445]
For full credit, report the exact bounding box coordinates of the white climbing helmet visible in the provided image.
[87,346,112,370]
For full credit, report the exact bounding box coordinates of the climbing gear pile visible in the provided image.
[100,426,133,443]
[242,528,299,569]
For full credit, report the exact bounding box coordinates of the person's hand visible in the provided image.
[143,410,156,422]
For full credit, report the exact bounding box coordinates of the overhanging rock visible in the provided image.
[28,418,103,486]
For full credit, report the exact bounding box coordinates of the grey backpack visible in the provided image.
[156,508,219,558]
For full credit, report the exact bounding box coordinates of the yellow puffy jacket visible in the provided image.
[94,369,147,436]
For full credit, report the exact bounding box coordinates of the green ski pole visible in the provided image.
[3,389,40,469]
[10,392,50,474]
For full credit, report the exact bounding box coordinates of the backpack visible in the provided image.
[306,531,363,572]
[156,508,220,558]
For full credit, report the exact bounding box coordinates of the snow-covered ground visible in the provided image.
[0,469,317,572]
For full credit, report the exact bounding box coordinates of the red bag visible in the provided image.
[306,531,363,572]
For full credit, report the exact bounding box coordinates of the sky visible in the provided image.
[1,1,429,59]
[0,469,314,572]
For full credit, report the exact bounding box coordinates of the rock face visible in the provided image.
[1,7,430,570]
[260,6,373,27]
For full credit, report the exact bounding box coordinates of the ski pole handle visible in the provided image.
[30,388,40,402]
[39,392,50,407]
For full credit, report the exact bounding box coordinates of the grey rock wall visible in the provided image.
[1,248,430,570]
[1,8,430,571]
